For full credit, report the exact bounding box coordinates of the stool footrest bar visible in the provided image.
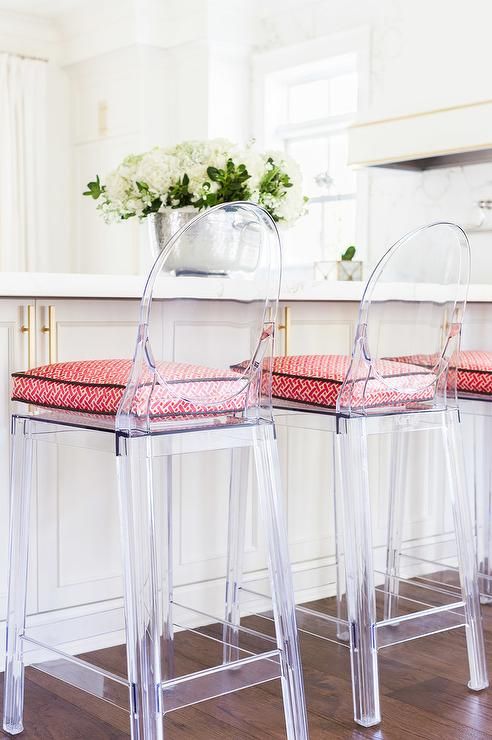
[161,650,282,714]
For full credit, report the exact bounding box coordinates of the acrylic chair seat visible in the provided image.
[2,202,308,740]
[234,222,489,729]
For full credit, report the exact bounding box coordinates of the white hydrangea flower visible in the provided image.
[89,139,306,226]
[238,146,264,192]
[135,149,181,197]
[170,138,234,200]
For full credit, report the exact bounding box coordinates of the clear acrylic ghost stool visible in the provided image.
[430,259,492,603]
[3,203,308,739]
[385,351,492,606]
[460,392,492,602]
[381,266,492,608]
[227,222,489,728]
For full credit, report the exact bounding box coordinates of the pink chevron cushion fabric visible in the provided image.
[386,350,492,396]
[457,351,492,394]
[12,359,249,417]
[269,354,435,409]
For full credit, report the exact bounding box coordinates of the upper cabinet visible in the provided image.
[342,1,492,171]
[348,99,492,171]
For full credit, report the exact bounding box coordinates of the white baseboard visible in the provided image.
[0,535,459,672]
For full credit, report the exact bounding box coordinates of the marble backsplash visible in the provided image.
[367,162,492,282]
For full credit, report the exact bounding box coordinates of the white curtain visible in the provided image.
[0,53,47,271]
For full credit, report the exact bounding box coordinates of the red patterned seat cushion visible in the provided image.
[387,350,492,397]
[269,354,435,409]
[12,359,249,417]
[457,351,492,395]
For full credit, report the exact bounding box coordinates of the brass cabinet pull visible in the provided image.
[277,306,291,356]
[20,305,35,370]
[41,305,57,364]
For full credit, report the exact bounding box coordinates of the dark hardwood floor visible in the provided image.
[1,596,492,739]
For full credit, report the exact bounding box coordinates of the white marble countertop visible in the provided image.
[0,272,491,302]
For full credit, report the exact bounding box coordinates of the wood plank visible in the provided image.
[0,591,491,738]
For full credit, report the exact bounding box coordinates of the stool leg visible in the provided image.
[442,410,489,691]
[474,413,492,602]
[253,425,308,740]
[3,417,33,735]
[160,456,174,680]
[384,430,408,621]
[117,435,164,740]
[337,418,381,728]
[334,433,349,640]
[223,446,249,663]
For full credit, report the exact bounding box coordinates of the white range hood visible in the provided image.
[348,99,492,170]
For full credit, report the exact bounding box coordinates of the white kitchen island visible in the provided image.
[0,274,490,661]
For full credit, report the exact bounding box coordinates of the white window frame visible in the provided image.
[252,28,370,267]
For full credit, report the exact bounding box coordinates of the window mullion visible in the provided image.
[276,113,355,141]
[309,194,356,204]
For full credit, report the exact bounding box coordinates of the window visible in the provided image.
[256,37,367,273]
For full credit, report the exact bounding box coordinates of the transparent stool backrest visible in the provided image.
[461,226,492,352]
[116,202,281,432]
[337,222,470,416]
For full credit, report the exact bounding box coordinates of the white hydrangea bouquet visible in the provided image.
[83,138,306,226]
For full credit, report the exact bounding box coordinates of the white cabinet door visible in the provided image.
[35,300,142,366]
[161,299,266,596]
[35,299,142,611]
[276,302,358,566]
[278,301,357,357]
[462,303,492,351]
[0,301,37,619]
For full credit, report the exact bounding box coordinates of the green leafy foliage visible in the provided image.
[260,157,293,197]
[341,245,356,261]
[194,159,252,209]
[83,175,103,200]
[136,176,195,216]
[165,173,194,209]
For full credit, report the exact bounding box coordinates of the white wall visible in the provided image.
[45,62,72,273]
[252,0,492,120]
[56,0,256,274]
[67,46,142,274]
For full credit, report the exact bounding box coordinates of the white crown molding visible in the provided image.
[206,0,255,43]
[55,0,136,66]
[54,0,257,66]
[0,8,60,60]
[56,0,207,66]
[0,0,256,68]
[136,0,206,48]
[0,0,276,67]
